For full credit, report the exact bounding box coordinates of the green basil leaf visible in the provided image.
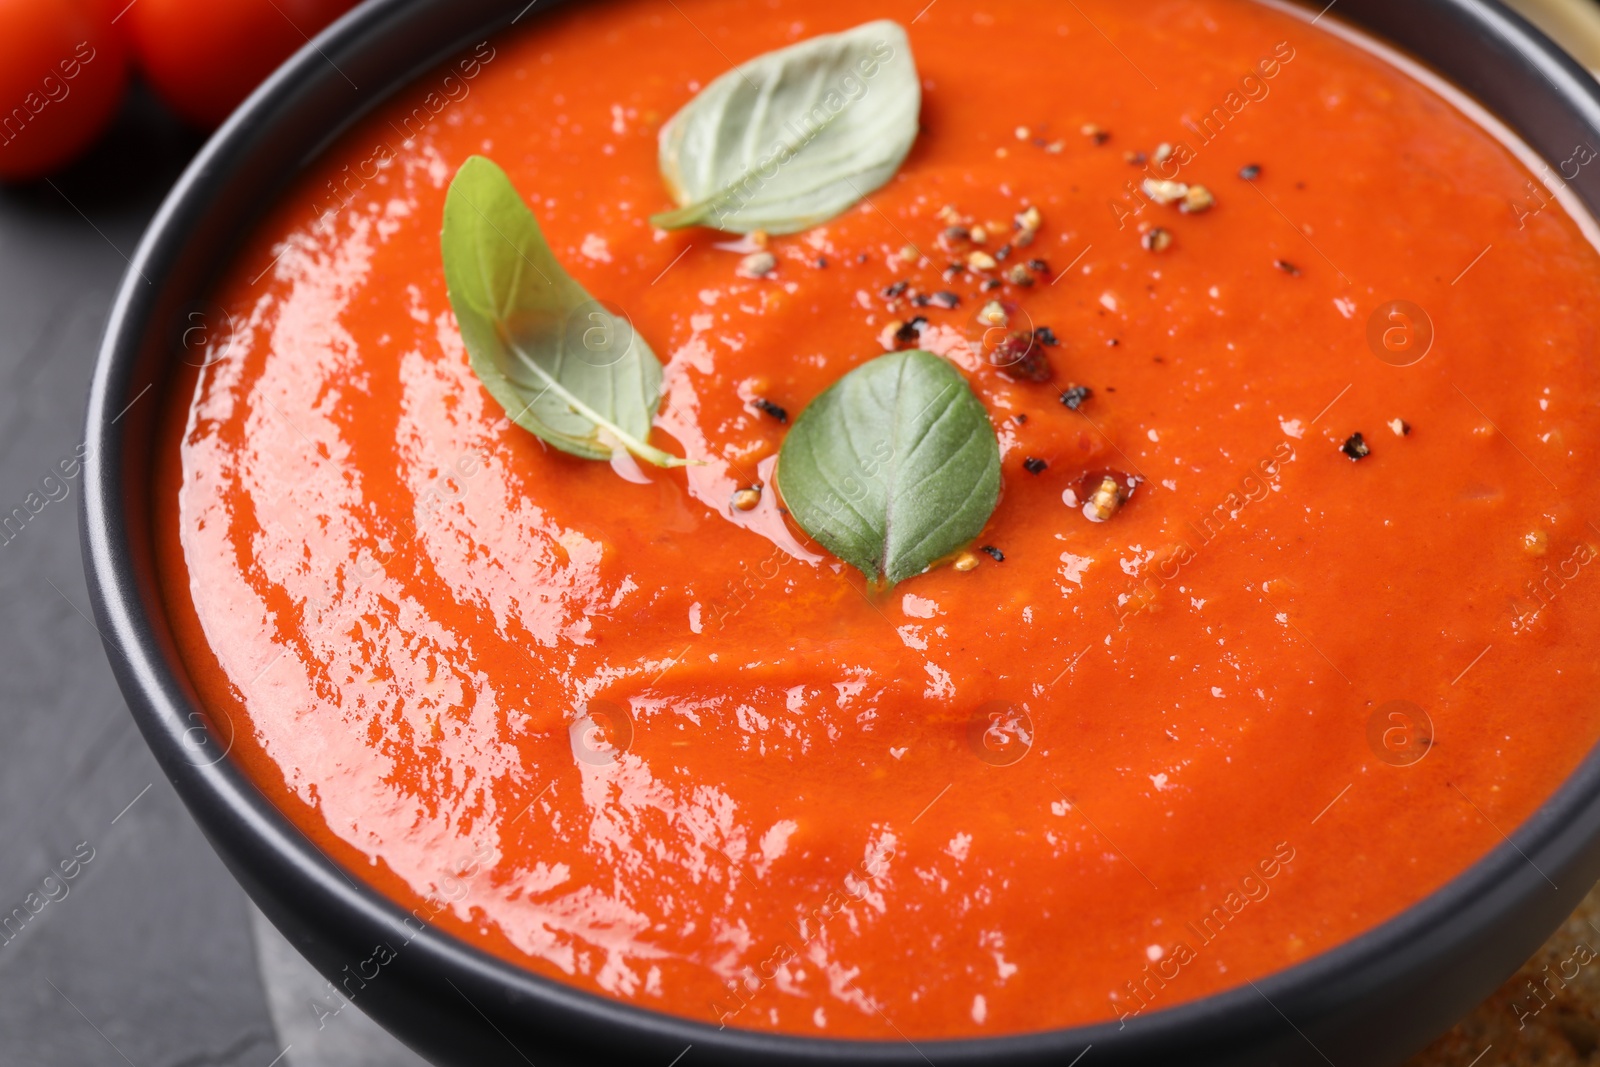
[776,350,1000,588]
[442,155,686,467]
[650,20,921,235]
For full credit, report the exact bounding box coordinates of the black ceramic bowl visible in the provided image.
[81,1,1600,1063]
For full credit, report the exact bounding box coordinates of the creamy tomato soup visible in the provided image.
[154,0,1600,1038]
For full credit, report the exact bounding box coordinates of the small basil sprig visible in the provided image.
[776,351,1000,588]
[442,156,687,467]
[651,20,921,235]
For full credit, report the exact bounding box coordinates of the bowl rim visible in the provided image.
[79,0,1600,1061]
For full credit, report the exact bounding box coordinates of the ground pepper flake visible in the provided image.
[1341,432,1370,460]
[882,280,909,298]
[1180,185,1216,213]
[981,545,1005,561]
[1143,178,1188,205]
[1083,475,1123,522]
[1023,457,1048,474]
[895,316,927,345]
[930,291,961,309]
[1239,163,1261,180]
[1274,259,1300,276]
[991,332,1052,382]
[1142,227,1173,252]
[1033,326,1059,346]
[738,251,777,278]
[981,278,1002,292]
[753,398,788,423]
[1060,384,1092,410]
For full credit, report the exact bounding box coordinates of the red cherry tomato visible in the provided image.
[0,0,128,181]
[125,0,360,129]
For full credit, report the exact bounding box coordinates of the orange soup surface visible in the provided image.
[155,0,1600,1039]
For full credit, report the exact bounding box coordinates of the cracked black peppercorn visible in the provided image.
[753,398,788,423]
[894,317,927,345]
[1060,385,1092,410]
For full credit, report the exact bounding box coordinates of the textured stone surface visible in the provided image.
[251,906,431,1067]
